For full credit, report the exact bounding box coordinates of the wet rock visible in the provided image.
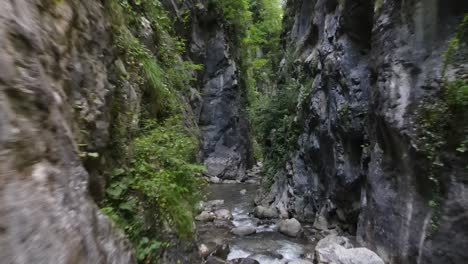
[196,211,216,222]
[254,206,278,219]
[212,243,230,260]
[257,218,276,226]
[200,244,211,258]
[230,258,260,264]
[206,256,228,264]
[315,243,384,264]
[278,218,302,237]
[312,207,329,231]
[214,209,233,220]
[231,226,256,236]
[213,219,235,229]
[240,189,247,195]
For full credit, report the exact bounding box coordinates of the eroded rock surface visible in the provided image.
[188,5,254,180]
[0,0,135,263]
[260,0,468,263]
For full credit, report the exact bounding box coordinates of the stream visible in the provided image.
[197,182,316,264]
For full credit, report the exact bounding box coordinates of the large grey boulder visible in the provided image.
[315,243,384,264]
[231,226,256,236]
[278,218,302,237]
[254,206,278,219]
[316,235,353,250]
[215,209,233,220]
[315,235,383,264]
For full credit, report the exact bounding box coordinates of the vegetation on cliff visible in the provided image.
[101,0,204,262]
[416,14,468,232]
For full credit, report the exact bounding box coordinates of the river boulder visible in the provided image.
[215,209,233,220]
[315,235,384,264]
[231,226,256,236]
[254,206,278,219]
[196,211,216,222]
[278,218,302,237]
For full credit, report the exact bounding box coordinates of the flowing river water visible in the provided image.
[197,182,317,263]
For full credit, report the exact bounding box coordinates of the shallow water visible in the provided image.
[197,183,315,263]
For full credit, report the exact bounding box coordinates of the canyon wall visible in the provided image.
[0,0,135,262]
[0,0,252,262]
[177,0,254,181]
[261,0,468,263]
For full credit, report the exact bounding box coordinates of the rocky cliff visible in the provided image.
[161,1,254,182]
[0,0,253,262]
[0,0,135,262]
[182,1,254,181]
[260,0,468,263]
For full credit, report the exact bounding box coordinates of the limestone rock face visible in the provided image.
[261,0,468,263]
[180,2,254,180]
[0,0,135,263]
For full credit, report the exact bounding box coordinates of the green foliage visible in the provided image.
[250,81,302,182]
[234,0,296,186]
[416,14,468,234]
[216,0,252,35]
[107,0,202,117]
[103,1,205,262]
[443,14,468,74]
[102,116,204,262]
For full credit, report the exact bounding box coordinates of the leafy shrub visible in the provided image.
[103,1,205,262]
[102,116,204,262]
[250,82,301,181]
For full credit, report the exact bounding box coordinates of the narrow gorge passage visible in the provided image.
[0,0,467,264]
[196,165,317,264]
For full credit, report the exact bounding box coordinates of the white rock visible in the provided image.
[199,243,210,258]
[278,218,302,237]
[240,189,247,195]
[195,211,215,222]
[316,234,353,249]
[210,177,222,183]
[214,209,232,220]
[315,236,384,264]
